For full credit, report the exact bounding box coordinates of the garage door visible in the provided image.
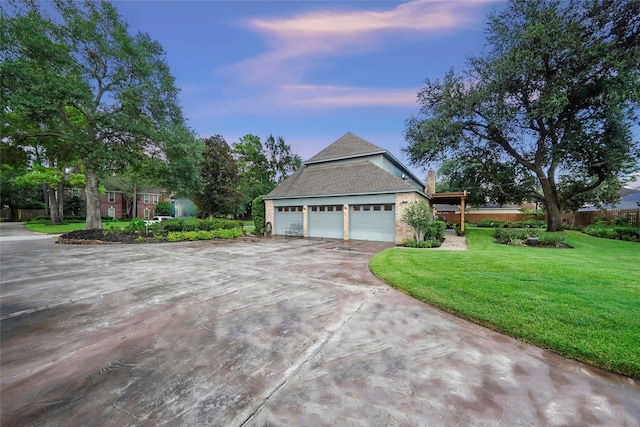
[308,205,343,239]
[349,204,396,242]
[274,206,303,235]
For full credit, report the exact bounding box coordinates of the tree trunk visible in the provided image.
[132,181,137,219]
[57,181,64,222]
[48,184,61,224]
[539,177,564,232]
[84,170,102,230]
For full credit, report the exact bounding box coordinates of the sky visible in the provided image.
[113,0,504,181]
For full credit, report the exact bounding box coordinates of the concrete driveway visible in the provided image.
[1,224,639,426]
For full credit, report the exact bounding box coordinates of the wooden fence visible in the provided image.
[0,209,47,221]
[565,209,639,227]
[440,209,640,227]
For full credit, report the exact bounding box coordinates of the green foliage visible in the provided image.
[404,239,443,248]
[150,218,242,237]
[402,200,433,241]
[425,220,446,241]
[154,201,174,216]
[251,195,265,233]
[233,134,301,214]
[585,225,640,242]
[127,218,146,233]
[538,233,566,247]
[404,0,640,232]
[166,228,243,242]
[2,1,195,230]
[196,135,242,217]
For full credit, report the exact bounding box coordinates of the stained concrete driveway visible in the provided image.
[1,223,639,426]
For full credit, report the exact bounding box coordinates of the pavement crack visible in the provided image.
[238,288,379,426]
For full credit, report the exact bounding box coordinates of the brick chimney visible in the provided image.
[426,169,436,195]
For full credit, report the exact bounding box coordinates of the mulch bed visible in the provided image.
[494,238,573,249]
[57,229,161,244]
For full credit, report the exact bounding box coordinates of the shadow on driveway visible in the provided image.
[1,236,638,426]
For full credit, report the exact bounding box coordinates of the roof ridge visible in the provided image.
[305,132,386,164]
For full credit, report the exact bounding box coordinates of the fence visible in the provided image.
[0,209,47,221]
[439,212,546,224]
[565,209,639,227]
[440,209,639,227]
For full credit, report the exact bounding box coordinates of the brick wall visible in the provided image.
[395,193,428,244]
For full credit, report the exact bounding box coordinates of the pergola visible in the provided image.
[430,191,470,232]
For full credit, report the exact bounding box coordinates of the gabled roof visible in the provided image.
[264,161,423,199]
[305,132,386,164]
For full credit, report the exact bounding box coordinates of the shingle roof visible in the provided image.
[264,161,421,199]
[305,132,386,164]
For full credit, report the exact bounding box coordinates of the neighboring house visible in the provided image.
[99,189,170,219]
[579,187,640,211]
[263,132,431,243]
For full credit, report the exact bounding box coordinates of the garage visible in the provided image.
[349,204,395,242]
[308,205,344,239]
[274,206,303,235]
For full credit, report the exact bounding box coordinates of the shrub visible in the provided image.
[613,216,631,226]
[166,228,243,242]
[127,218,146,233]
[404,239,442,248]
[402,200,433,241]
[252,195,265,234]
[154,200,174,216]
[538,233,566,247]
[425,220,446,241]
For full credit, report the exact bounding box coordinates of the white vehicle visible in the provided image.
[153,216,174,222]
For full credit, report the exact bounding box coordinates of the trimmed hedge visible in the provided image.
[166,228,243,242]
[150,218,241,236]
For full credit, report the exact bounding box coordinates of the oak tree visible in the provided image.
[404,0,639,231]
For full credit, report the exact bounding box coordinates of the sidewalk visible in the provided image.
[435,228,469,250]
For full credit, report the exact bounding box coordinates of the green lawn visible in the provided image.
[369,228,640,378]
[24,220,130,234]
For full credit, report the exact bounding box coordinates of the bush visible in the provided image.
[252,195,265,234]
[166,228,243,242]
[127,217,146,233]
[404,239,442,248]
[155,200,174,216]
[425,220,446,241]
[538,233,566,247]
[613,216,631,226]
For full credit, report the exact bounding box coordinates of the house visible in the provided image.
[99,189,171,219]
[263,132,431,243]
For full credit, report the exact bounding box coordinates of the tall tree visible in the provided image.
[232,134,301,215]
[404,0,639,231]
[1,0,197,229]
[196,135,242,218]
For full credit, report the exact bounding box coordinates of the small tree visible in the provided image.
[154,201,174,216]
[251,195,265,234]
[402,200,433,241]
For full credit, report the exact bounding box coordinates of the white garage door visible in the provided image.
[274,206,303,235]
[349,204,396,242]
[308,205,343,239]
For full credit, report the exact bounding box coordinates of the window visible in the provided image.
[352,206,360,212]
[363,205,371,211]
[143,208,150,219]
[311,206,317,212]
[108,207,115,218]
[143,194,149,204]
[373,205,381,211]
[327,206,333,212]
[153,194,159,204]
[108,192,115,203]
[278,207,283,212]
[384,204,393,211]
[319,206,325,212]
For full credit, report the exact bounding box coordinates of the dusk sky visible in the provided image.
[113,0,507,180]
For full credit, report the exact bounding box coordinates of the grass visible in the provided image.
[369,228,640,378]
[24,220,131,234]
